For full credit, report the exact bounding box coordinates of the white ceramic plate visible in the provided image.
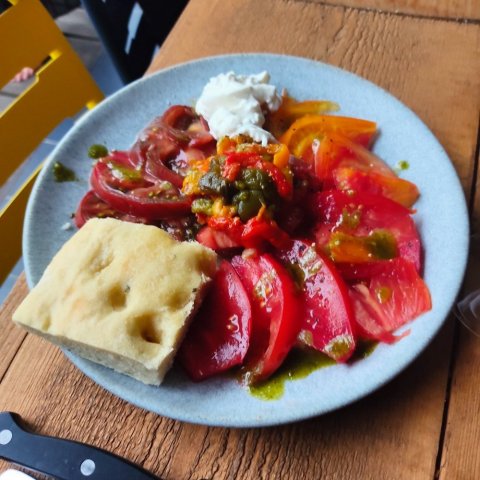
[24,54,469,427]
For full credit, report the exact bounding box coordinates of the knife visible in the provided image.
[0,412,159,480]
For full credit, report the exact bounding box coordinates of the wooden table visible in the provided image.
[1,0,480,478]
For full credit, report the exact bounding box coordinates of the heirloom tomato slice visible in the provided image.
[178,261,251,381]
[91,156,192,220]
[278,240,356,362]
[333,166,419,208]
[231,254,301,384]
[349,258,431,343]
[74,190,148,228]
[196,226,242,251]
[265,96,340,139]
[311,190,421,272]
[314,133,419,207]
[314,132,392,183]
[280,115,377,159]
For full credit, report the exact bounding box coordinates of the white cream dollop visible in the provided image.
[195,71,281,145]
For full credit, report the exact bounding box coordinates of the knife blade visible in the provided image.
[0,412,159,480]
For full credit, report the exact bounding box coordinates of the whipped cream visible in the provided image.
[195,71,281,145]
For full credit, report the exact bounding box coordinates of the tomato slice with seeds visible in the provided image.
[178,261,251,381]
[311,190,421,272]
[74,190,148,228]
[91,158,192,220]
[349,258,431,343]
[231,254,301,384]
[278,240,356,362]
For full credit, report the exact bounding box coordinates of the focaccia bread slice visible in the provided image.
[13,217,217,385]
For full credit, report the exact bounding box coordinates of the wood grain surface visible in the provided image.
[1,0,480,479]
[437,145,480,479]
[311,0,480,20]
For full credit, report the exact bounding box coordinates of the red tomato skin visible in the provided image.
[310,190,422,272]
[349,258,432,343]
[231,254,301,384]
[178,261,252,381]
[90,161,192,220]
[278,240,356,362]
[314,132,395,183]
[333,166,420,208]
[74,190,148,228]
[196,226,242,251]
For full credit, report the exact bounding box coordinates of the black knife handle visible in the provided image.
[0,412,158,480]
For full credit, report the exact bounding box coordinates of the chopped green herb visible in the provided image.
[53,162,77,182]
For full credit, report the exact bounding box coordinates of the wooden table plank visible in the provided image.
[1,0,479,478]
[310,0,480,21]
[0,314,456,480]
[437,141,480,479]
[0,275,27,381]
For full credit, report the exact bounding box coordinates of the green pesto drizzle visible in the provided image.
[249,349,335,401]
[53,162,77,182]
[249,341,379,401]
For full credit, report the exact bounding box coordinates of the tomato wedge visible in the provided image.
[349,258,431,343]
[310,190,422,272]
[178,261,251,381]
[278,240,356,362]
[280,115,377,159]
[231,254,301,384]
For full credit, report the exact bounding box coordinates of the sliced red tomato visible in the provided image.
[278,240,356,362]
[74,190,148,228]
[333,166,419,208]
[196,226,242,251]
[310,190,421,272]
[91,158,192,220]
[241,217,292,250]
[349,258,431,343]
[129,105,215,185]
[231,254,301,384]
[178,261,252,381]
[206,216,292,251]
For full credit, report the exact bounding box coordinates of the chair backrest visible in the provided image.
[0,0,104,286]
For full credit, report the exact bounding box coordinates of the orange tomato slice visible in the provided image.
[333,167,420,208]
[266,96,339,139]
[280,115,377,158]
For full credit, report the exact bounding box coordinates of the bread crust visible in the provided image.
[13,218,217,385]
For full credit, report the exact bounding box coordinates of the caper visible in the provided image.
[88,144,108,159]
[233,189,263,222]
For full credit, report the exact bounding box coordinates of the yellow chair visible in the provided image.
[0,0,104,286]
